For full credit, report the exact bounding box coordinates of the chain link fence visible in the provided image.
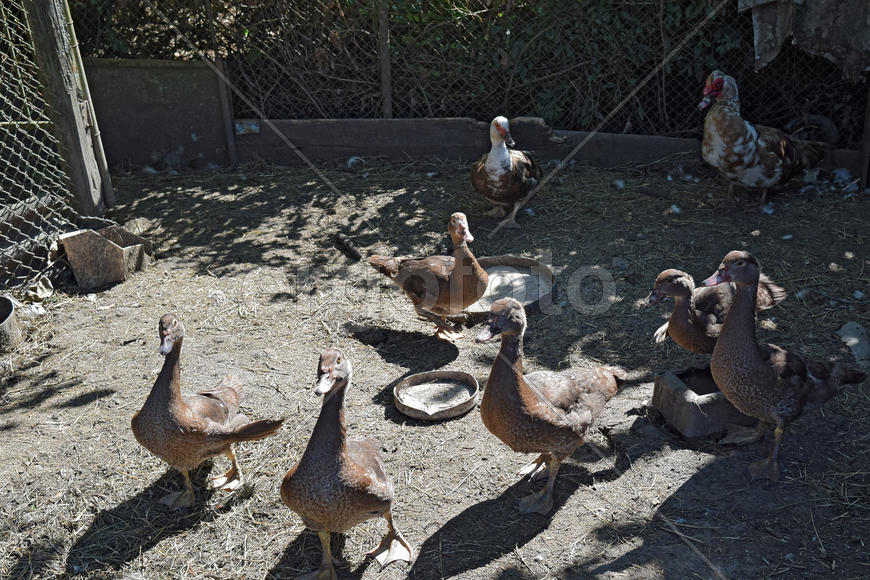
[70,1,867,149]
[0,1,90,290]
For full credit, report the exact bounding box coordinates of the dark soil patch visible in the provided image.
[1,158,868,579]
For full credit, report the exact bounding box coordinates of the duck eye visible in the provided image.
[336,356,342,364]
[735,259,744,266]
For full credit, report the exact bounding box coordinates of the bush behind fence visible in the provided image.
[72,0,867,148]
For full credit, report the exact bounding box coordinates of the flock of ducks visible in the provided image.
[130,71,864,578]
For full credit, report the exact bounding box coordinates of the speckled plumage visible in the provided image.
[648,268,786,354]
[471,116,542,218]
[476,298,624,513]
[700,71,827,199]
[703,252,866,481]
[131,314,284,507]
[281,349,412,576]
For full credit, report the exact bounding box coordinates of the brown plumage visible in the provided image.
[368,212,488,341]
[281,349,413,578]
[471,116,542,228]
[648,268,787,353]
[476,298,625,514]
[131,314,284,508]
[700,70,828,203]
[702,251,866,482]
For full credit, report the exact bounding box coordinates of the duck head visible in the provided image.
[314,348,352,396]
[158,314,185,355]
[647,269,694,304]
[448,212,474,245]
[698,70,738,110]
[475,297,527,342]
[702,251,761,287]
[490,116,515,147]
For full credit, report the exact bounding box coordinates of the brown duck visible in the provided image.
[471,116,542,228]
[476,298,625,514]
[703,251,866,482]
[131,314,284,508]
[700,70,827,204]
[281,349,413,579]
[648,268,786,353]
[368,212,488,341]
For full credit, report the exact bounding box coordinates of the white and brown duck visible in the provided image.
[131,314,284,508]
[703,251,866,482]
[471,116,542,228]
[699,70,827,204]
[648,268,786,354]
[368,212,488,341]
[281,349,413,579]
[476,298,625,514]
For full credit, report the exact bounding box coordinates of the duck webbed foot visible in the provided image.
[518,487,554,515]
[483,205,508,217]
[517,453,549,481]
[748,425,784,483]
[209,448,242,491]
[719,420,767,446]
[367,512,414,567]
[419,310,464,342]
[297,530,338,580]
[160,469,195,508]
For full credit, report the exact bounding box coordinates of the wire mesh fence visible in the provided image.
[0,0,90,291]
[70,0,867,149]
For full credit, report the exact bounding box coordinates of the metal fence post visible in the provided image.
[377,0,392,119]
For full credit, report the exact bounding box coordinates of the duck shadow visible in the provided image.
[64,465,230,575]
[267,529,375,579]
[408,460,619,579]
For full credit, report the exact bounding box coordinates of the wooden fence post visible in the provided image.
[24,0,104,216]
[377,0,393,119]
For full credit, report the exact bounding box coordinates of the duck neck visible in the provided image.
[486,139,512,172]
[308,383,348,459]
[717,281,758,351]
[150,337,183,405]
[491,332,525,390]
[671,294,695,324]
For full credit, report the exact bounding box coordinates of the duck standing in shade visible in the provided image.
[471,116,542,228]
[132,314,284,508]
[281,349,413,579]
[647,268,786,354]
[476,298,625,514]
[703,251,866,481]
[699,70,827,204]
[368,212,488,341]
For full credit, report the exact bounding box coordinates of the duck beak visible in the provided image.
[698,95,712,110]
[702,269,728,286]
[314,372,335,396]
[646,290,664,305]
[456,222,474,243]
[475,321,500,343]
[158,334,174,356]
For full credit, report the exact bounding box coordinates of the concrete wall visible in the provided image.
[84,58,228,169]
[81,58,861,173]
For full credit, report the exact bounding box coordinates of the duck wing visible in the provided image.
[524,367,623,436]
[183,375,244,426]
[754,124,828,185]
[392,255,454,305]
[346,437,394,503]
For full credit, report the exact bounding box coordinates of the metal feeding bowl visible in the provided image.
[464,254,555,320]
[393,370,479,421]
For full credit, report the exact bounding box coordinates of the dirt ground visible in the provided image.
[1,156,868,579]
